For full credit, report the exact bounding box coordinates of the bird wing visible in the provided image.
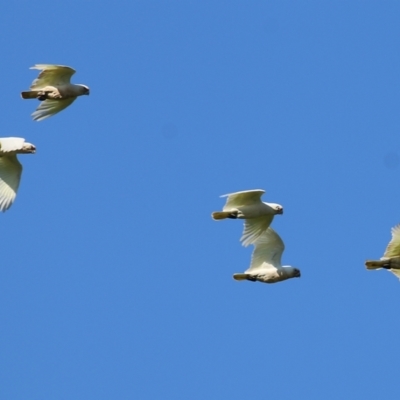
[241,215,274,247]
[382,224,400,259]
[29,64,76,89]
[32,98,76,121]
[390,270,400,279]
[0,137,26,153]
[221,189,265,210]
[246,228,284,273]
[0,155,22,211]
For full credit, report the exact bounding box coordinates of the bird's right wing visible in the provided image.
[29,64,76,89]
[0,155,22,211]
[221,189,265,210]
[32,98,76,121]
[241,215,273,247]
[246,228,284,273]
[383,224,400,259]
[0,137,26,153]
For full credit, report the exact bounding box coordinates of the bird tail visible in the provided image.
[233,273,250,281]
[21,91,40,99]
[211,211,238,220]
[365,260,388,270]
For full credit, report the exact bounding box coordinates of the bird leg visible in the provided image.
[37,92,47,101]
[227,211,238,219]
[37,90,59,101]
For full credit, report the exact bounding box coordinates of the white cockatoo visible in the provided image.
[21,64,89,121]
[365,224,400,279]
[212,189,283,246]
[233,227,301,284]
[0,137,36,211]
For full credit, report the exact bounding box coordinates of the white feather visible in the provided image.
[0,137,35,211]
[216,189,283,246]
[32,98,76,121]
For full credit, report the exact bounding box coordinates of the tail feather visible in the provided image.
[21,91,40,99]
[365,260,387,270]
[233,273,250,281]
[211,211,238,220]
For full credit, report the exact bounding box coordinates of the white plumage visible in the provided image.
[0,137,36,211]
[21,64,89,121]
[211,189,283,246]
[365,224,400,279]
[233,227,301,284]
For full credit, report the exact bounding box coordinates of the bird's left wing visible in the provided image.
[246,228,284,273]
[221,189,265,209]
[32,98,76,121]
[30,64,76,89]
[0,137,26,153]
[241,215,274,247]
[383,224,400,259]
[0,155,22,211]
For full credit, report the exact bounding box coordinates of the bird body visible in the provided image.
[21,64,89,121]
[365,224,400,279]
[212,189,283,246]
[21,84,88,100]
[0,137,35,211]
[233,227,300,284]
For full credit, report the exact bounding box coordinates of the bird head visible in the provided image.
[21,143,36,154]
[266,203,283,215]
[292,268,301,278]
[78,85,90,95]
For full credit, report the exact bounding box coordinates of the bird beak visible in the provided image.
[22,145,36,154]
[295,271,301,278]
[277,209,283,215]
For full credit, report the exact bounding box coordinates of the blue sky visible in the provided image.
[1,1,400,398]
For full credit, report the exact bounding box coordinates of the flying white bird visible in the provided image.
[21,64,89,121]
[233,227,300,284]
[0,137,36,211]
[211,189,283,246]
[365,224,400,279]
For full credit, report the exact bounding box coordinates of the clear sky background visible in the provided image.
[1,1,400,399]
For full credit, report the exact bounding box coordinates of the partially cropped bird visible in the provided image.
[21,64,89,121]
[0,137,36,211]
[233,227,300,284]
[365,224,400,279]
[211,189,283,246]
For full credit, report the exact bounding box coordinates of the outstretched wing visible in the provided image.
[241,215,274,247]
[29,64,76,89]
[221,189,265,210]
[390,270,400,279]
[32,98,76,121]
[0,137,26,153]
[0,155,22,211]
[383,224,400,259]
[246,228,284,273]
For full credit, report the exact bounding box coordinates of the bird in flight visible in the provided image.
[0,137,36,211]
[365,224,400,279]
[211,189,283,246]
[21,64,89,121]
[233,227,300,284]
